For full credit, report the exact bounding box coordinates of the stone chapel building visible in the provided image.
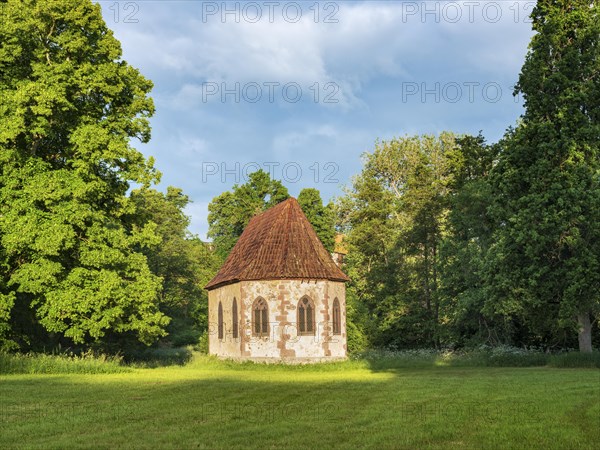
[205,197,350,362]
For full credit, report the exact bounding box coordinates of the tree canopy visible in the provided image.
[298,188,336,252]
[207,170,289,259]
[484,0,600,352]
[0,0,168,350]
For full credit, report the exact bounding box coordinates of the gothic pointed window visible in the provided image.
[298,297,315,335]
[252,298,269,337]
[218,301,224,340]
[332,298,341,335]
[232,298,238,339]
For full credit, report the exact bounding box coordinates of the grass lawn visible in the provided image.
[1,354,598,449]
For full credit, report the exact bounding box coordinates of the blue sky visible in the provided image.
[98,1,534,239]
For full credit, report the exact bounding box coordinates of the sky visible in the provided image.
[97,0,535,239]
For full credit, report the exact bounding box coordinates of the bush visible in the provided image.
[346,320,368,354]
[0,352,127,375]
[124,346,193,367]
[197,331,209,354]
[170,329,201,347]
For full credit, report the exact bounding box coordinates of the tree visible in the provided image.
[207,170,289,259]
[129,187,219,346]
[438,134,501,346]
[298,188,336,252]
[338,133,459,348]
[0,0,168,349]
[486,0,600,352]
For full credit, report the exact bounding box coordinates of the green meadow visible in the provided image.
[1,353,599,449]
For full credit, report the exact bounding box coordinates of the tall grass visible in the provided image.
[549,351,600,368]
[353,346,600,369]
[2,346,599,375]
[0,352,128,375]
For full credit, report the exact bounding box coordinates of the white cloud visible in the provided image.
[102,1,533,238]
[272,124,339,159]
[110,1,531,110]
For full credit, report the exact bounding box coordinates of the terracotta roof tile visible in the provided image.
[205,197,350,290]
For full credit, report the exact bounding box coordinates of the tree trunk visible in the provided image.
[432,240,440,349]
[423,243,431,311]
[577,312,593,353]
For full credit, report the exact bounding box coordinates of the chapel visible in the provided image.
[205,197,349,362]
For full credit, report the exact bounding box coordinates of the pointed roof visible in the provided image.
[205,197,349,290]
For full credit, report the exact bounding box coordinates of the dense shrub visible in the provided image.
[124,347,193,367]
[197,331,209,354]
[346,320,368,354]
[170,329,201,347]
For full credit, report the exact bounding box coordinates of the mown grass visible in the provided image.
[1,352,598,449]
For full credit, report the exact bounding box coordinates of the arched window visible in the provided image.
[332,298,341,335]
[297,297,315,335]
[252,298,269,337]
[232,298,238,339]
[218,301,224,340]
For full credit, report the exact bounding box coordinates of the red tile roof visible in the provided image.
[205,197,350,290]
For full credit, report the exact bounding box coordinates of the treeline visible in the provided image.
[341,0,600,352]
[1,0,599,355]
[339,132,598,352]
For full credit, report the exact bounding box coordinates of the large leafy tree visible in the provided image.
[207,170,289,259]
[298,188,336,252]
[129,187,219,345]
[486,0,600,352]
[0,0,168,348]
[438,134,501,346]
[338,133,459,348]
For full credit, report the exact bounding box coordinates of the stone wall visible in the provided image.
[208,279,347,362]
[207,282,242,358]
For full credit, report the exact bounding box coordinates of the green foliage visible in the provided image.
[207,170,289,259]
[0,292,16,351]
[338,1,600,354]
[548,351,600,368]
[438,134,501,347]
[354,346,549,368]
[297,188,336,251]
[122,346,193,367]
[0,351,127,374]
[0,0,168,349]
[485,0,600,352]
[338,133,461,348]
[197,330,209,354]
[345,292,369,354]
[128,187,219,349]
